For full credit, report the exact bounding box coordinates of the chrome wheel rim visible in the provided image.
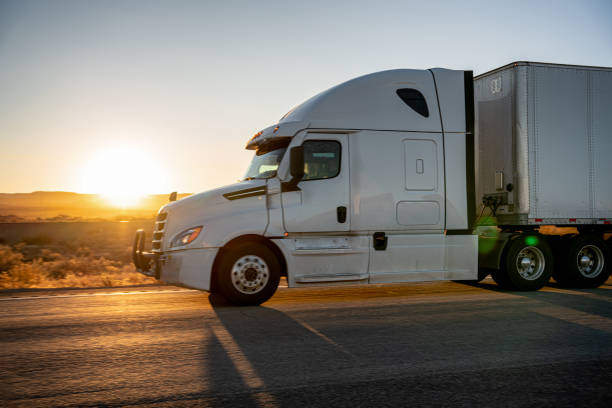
[231,255,269,294]
[516,246,545,281]
[576,245,604,278]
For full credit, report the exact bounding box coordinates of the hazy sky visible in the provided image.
[1,0,611,194]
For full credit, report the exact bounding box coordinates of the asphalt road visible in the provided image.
[1,279,611,407]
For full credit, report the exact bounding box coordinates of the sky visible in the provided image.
[1,0,611,195]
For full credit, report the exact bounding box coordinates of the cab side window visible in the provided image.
[302,140,341,180]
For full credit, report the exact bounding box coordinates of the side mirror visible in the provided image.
[289,146,304,181]
[169,191,177,202]
[282,146,304,192]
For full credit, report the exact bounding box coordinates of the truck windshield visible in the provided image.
[243,147,287,180]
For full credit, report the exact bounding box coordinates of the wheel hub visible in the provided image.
[231,255,270,294]
[516,246,545,281]
[579,255,592,268]
[244,268,258,281]
[576,245,604,278]
[520,257,532,269]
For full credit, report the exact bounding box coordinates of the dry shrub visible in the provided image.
[0,244,155,289]
[0,245,23,272]
[39,248,63,262]
[0,259,46,288]
[40,256,154,288]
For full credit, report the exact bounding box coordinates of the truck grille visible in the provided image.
[152,212,167,251]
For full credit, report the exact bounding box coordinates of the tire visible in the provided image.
[557,235,610,288]
[216,242,280,306]
[500,234,553,291]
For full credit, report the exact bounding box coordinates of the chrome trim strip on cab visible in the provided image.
[223,186,267,201]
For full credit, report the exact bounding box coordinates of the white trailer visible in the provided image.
[133,62,612,305]
[475,62,612,288]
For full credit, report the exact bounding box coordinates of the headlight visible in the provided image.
[170,226,203,248]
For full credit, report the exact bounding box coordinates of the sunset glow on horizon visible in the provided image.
[79,144,169,208]
[1,1,611,195]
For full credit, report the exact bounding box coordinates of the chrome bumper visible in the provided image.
[132,229,159,279]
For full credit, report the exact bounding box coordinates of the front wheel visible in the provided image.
[500,234,553,291]
[216,242,280,306]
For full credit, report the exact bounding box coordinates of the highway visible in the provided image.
[1,279,611,407]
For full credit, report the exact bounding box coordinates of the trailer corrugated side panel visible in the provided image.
[528,65,591,219]
[592,69,612,218]
[474,62,612,225]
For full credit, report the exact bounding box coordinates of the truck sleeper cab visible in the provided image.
[133,63,612,305]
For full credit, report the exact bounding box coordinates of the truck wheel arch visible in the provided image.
[210,235,287,292]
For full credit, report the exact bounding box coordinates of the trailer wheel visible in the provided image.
[557,235,610,288]
[500,234,553,291]
[216,242,280,306]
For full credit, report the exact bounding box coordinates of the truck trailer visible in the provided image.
[133,61,612,305]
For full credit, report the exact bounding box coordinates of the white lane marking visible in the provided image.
[0,289,199,301]
[541,287,612,302]
[535,305,612,334]
[209,313,279,408]
[290,316,356,359]
[541,287,589,296]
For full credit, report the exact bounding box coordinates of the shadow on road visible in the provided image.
[203,293,359,406]
[197,281,612,407]
[458,279,612,320]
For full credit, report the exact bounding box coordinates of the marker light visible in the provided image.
[170,226,203,248]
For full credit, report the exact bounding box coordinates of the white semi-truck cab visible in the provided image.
[133,63,612,305]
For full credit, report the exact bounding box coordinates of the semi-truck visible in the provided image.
[133,61,612,305]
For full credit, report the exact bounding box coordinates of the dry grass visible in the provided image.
[0,223,157,289]
[0,244,155,289]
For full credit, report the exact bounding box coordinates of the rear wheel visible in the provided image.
[216,242,280,306]
[499,234,553,291]
[556,235,610,288]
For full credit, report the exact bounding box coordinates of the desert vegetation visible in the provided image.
[0,224,157,289]
[0,191,194,289]
[0,190,197,289]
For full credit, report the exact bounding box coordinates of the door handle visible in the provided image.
[416,159,424,174]
[337,206,347,223]
[373,232,387,251]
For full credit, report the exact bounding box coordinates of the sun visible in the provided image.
[81,145,166,208]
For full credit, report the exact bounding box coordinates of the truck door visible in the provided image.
[282,133,349,232]
[348,130,447,283]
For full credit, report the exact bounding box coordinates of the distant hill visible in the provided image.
[0,191,191,222]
